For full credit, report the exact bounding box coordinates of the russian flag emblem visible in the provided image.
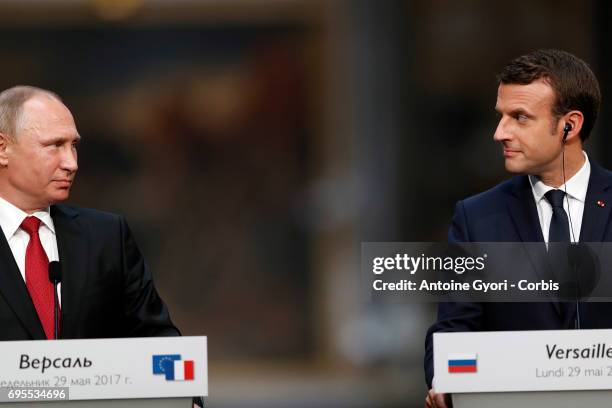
[448,353,477,373]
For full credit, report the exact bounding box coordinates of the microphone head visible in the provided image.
[48,261,62,283]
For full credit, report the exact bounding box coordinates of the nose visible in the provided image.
[60,146,78,173]
[493,117,511,143]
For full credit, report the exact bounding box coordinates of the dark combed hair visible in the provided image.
[497,49,601,141]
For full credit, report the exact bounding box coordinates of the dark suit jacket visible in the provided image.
[424,161,612,388]
[0,204,179,340]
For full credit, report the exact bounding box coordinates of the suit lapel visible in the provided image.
[579,162,612,242]
[506,175,544,243]
[0,227,46,339]
[51,205,89,339]
[506,176,563,316]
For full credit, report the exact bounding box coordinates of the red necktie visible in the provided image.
[21,216,55,339]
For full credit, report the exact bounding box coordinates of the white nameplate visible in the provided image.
[0,336,207,400]
[435,329,612,393]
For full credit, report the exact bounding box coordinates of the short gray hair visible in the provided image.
[0,86,62,141]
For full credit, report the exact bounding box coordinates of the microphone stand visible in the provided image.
[48,261,62,340]
[53,280,60,339]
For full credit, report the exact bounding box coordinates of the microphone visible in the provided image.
[48,261,62,340]
[560,122,580,328]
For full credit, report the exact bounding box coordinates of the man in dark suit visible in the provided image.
[0,85,179,340]
[0,85,206,407]
[424,49,609,408]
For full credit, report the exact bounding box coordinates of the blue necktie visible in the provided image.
[545,189,577,327]
[545,189,570,243]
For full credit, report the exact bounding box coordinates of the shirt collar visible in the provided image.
[529,151,590,203]
[0,196,55,242]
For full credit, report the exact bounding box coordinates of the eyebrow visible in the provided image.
[41,134,81,143]
[495,107,534,118]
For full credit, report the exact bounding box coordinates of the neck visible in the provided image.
[0,181,46,214]
[537,146,585,188]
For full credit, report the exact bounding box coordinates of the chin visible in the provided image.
[504,161,526,174]
[49,191,71,203]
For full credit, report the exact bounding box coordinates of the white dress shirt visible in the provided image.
[529,151,590,243]
[0,196,61,303]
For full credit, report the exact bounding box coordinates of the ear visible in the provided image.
[561,110,585,143]
[0,132,11,167]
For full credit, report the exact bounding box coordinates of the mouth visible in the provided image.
[52,180,73,188]
[503,149,521,158]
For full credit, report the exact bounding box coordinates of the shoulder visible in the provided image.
[459,175,525,212]
[51,204,124,227]
[449,175,527,241]
[589,160,612,188]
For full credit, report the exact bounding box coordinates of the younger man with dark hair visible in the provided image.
[424,49,612,408]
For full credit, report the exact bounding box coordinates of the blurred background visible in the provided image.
[2,0,612,406]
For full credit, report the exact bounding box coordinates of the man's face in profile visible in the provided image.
[4,96,79,211]
[493,78,563,176]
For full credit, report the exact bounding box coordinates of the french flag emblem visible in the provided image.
[448,353,477,373]
[152,355,196,381]
[166,360,195,381]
